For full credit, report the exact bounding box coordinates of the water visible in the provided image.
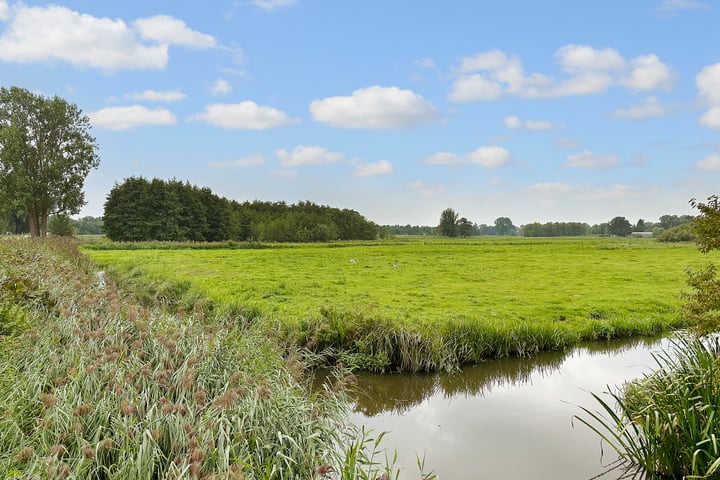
[343,336,668,480]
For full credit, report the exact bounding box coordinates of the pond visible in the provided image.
[343,336,668,479]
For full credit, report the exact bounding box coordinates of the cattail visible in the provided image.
[48,444,67,457]
[15,447,34,462]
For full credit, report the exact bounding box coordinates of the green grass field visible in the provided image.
[84,237,714,371]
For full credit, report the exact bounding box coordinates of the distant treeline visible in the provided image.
[102,177,378,242]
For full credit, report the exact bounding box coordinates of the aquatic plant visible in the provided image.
[575,335,720,479]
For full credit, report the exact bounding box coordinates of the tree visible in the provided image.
[0,87,100,237]
[494,217,516,236]
[635,219,646,232]
[608,216,632,237]
[683,196,720,334]
[457,217,473,237]
[48,214,76,236]
[437,208,459,237]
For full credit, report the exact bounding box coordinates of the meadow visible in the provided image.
[85,237,713,372]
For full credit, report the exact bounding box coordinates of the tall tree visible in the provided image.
[0,86,99,237]
[608,216,633,237]
[437,208,459,237]
[494,217,516,236]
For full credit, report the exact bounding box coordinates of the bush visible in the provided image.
[656,223,695,242]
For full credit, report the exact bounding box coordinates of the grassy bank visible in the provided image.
[0,238,407,479]
[84,237,707,372]
[576,335,720,479]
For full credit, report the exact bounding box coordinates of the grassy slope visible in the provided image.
[85,237,712,371]
[0,238,401,479]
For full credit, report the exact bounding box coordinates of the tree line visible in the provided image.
[102,177,378,242]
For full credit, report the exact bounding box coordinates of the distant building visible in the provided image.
[630,231,654,238]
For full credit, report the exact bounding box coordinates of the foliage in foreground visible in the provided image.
[575,336,720,479]
[0,238,414,479]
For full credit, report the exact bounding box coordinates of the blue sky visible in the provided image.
[1,0,718,226]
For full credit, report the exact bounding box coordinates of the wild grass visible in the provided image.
[575,335,720,479]
[0,238,416,479]
[84,237,706,372]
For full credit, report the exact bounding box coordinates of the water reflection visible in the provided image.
[348,336,662,417]
[339,336,668,480]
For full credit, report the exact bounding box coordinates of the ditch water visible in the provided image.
[343,336,669,480]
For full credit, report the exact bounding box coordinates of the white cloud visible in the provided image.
[127,89,186,102]
[467,146,512,168]
[504,115,559,131]
[555,44,626,73]
[697,154,720,171]
[310,86,437,129]
[276,145,343,166]
[192,102,299,130]
[610,96,666,119]
[424,146,512,168]
[252,0,298,11]
[0,5,167,70]
[697,63,720,105]
[653,0,711,16]
[699,107,720,130]
[0,5,216,71]
[211,79,232,96]
[564,151,619,169]
[448,75,504,102]
[353,160,393,177]
[621,54,672,91]
[527,182,638,201]
[407,181,445,197]
[208,154,266,168]
[0,0,8,21]
[89,106,178,130]
[134,15,216,48]
[423,152,464,165]
[449,46,672,102]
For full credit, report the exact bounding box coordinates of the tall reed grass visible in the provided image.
[575,335,720,479]
[0,238,415,479]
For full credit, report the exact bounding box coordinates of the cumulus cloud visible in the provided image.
[610,96,666,119]
[353,160,393,177]
[424,146,512,168]
[554,137,580,149]
[504,115,560,130]
[89,106,178,130]
[0,0,8,21]
[700,108,720,130]
[527,182,638,201]
[555,44,626,73]
[208,154,266,168]
[697,154,720,171]
[407,181,445,197]
[192,102,299,129]
[133,15,216,48]
[564,151,620,169]
[126,89,186,102]
[697,63,720,130]
[449,45,672,102]
[310,86,437,129]
[276,145,343,167]
[415,58,436,69]
[0,4,215,71]
[252,0,297,11]
[621,54,672,91]
[467,146,512,168]
[211,79,232,96]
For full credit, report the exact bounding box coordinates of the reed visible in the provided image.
[0,238,408,479]
[575,335,720,479]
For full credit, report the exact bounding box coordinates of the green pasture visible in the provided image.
[85,237,714,371]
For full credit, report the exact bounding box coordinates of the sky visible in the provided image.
[1,0,719,227]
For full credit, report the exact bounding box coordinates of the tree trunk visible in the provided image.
[27,205,40,237]
[39,210,48,237]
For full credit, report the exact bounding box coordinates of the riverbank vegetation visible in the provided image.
[578,195,720,479]
[0,237,409,479]
[84,237,708,372]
